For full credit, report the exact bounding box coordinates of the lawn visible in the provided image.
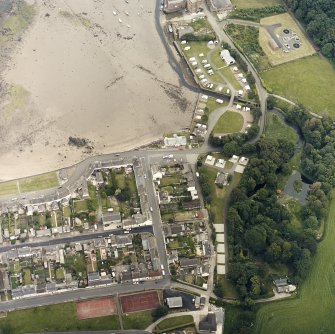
[219,67,243,90]
[22,268,32,285]
[74,200,89,213]
[199,166,242,225]
[262,55,335,115]
[154,315,194,333]
[231,0,283,8]
[206,97,229,114]
[63,206,71,218]
[160,175,182,187]
[217,275,239,299]
[264,112,298,145]
[19,172,59,193]
[254,192,335,333]
[122,310,154,330]
[213,111,244,134]
[0,180,18,196]
[0,302,120,333]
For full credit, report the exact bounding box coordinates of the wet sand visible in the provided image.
[0,0,196,180]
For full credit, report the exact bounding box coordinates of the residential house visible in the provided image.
[199,313,217,332]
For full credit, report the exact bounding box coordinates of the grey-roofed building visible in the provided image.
[166,296,183,308]
[0,270,10,292]
[102,211,121,230]
[12,284,37,300]
[199,313,217,332]
[164,223,185,237]
[273,277,289,293]
[18,247,32,258]
[164,135,187,147]
[180,257,199,268]
[36,229,51,238]
[215,172,228,186]
[7,249,19,260]
[96,171,104,185]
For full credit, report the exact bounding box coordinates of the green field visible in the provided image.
[265,113,299,145]
[154,315,194,333]
[254,192,335,333]
[0,180,18,196]
[122,310,154,330]
[0,302,120,334]
[231,0,283,8]
[220,67,243,90]
[19,172,59,193]
[213,111,244,134]
[262,55,335,115]
[206,97,229,114]
[199,165,242,225]
[74,199,89,213]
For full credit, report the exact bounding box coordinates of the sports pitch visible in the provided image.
[259,13,315,66]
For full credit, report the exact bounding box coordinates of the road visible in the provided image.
[0,226,153,253]
[203,6,268,142]
[0,278,170,313]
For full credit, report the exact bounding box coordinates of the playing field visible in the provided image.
[120,291,160,313]
[76,297,117,320]
[19,172,59,193]
[262,55,335,115]
[232,0,283,8]
[0,180,19,196]
[259,13,315,66]
[254,192,335,333]
[213,111,244,134]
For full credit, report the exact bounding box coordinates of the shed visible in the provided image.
[166,296,183,308]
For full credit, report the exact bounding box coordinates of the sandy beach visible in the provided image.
[0,0,196,180]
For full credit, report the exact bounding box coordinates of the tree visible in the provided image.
[152,305,168,319]
[245,225,267,253]
[267,95,275,109]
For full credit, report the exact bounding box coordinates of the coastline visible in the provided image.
[0,0,197,180]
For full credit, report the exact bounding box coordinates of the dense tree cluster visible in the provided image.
[229,5,286,22]
[284,0,335,61]
[219,104,335,300]
[226,138,317,299]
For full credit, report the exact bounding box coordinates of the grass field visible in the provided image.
[74,200,89,213]
[0,302,120,334]
[154,315,194,333]
[264,112,298,144]
[122,310,154,330]
[0,180,18,196]
[199,165,242,225]
[219,67,243,90]
[213,111,244,134]
[206,97,229,114]
[19,172,59,193]
[259,13,315,66]
[231,0,283,8]
[262,55,335,115]
[254,192,335,333]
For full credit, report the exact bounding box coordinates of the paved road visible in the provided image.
[203,6,268,143]
[0,278,170,313]
[0,226,153,253]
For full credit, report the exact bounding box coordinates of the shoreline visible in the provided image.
[0,0,197,180]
